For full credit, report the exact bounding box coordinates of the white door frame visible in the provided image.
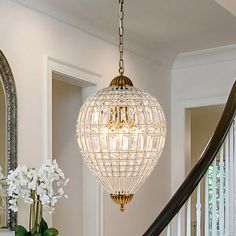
[170,94,226,236]
[171,95,227,194]
[43,55,104,236]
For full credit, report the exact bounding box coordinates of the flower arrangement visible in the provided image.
[1,160,69,236]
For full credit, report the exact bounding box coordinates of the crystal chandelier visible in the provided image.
[76,0,166,212]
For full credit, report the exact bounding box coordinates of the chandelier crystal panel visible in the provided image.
[76,76,166,211]
[76,0,166,212]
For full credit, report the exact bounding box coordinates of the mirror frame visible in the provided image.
[0,51,17,229]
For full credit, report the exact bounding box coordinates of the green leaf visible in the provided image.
[43,228,59,236]
[39,218,48,233]
[15,225,27,236]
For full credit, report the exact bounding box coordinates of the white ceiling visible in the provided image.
[215,0,236,17]
[12,0,236,62]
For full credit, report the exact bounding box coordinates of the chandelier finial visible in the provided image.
[110,75,133,87]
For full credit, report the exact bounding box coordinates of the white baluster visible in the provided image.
[219,146,225,236]
[186,198,191,236]
[212,159,217,236]
[205,170,209,236]
[230,126,234,235]
[196,184,201,236]
[177,211,181,236]
[166,224,170,236]
[225,135,230,236]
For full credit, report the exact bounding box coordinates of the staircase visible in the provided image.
[144,81,236,236]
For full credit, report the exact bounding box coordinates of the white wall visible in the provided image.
[171,45,236,193]
[52,78,83,236]
[0,1,171,235]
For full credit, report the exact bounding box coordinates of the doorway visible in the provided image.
[51,72,96,236]
[187,105,224,235]
[189,105,224,168]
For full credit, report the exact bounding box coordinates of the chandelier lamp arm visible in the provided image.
[119,0,125,75]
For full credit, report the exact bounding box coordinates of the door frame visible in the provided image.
[43,55,104,236]
[171,95,226,194]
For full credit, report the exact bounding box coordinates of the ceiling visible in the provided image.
[215,0,236,17]
[12,0,236,63]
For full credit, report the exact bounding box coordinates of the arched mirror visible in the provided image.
[0,51,17,230]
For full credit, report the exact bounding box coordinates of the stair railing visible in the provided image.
[144,81,236,236]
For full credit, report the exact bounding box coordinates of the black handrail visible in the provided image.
[143,80,236,236]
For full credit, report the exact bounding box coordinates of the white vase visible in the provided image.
[0,231,15,236]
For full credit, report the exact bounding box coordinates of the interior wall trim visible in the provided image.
[173,44,236,70]
[43,55,104,236]
[171,93,227,193]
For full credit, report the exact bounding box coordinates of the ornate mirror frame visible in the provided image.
[0,51,17,229]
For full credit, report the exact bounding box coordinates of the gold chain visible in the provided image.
[119,0,125,75]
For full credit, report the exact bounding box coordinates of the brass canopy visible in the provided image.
[110,75,134,87]
[110,194,134,212]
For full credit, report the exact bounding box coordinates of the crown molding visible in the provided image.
[173,44,236,70]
